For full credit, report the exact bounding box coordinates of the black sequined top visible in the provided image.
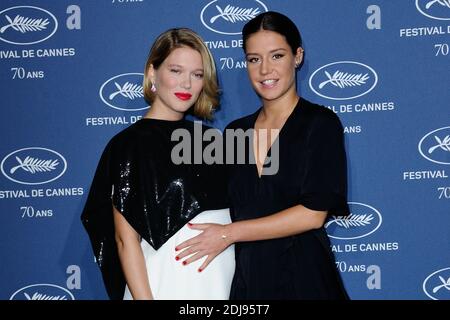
[81,118,228,299]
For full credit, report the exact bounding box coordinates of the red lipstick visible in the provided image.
[174,92,192,101]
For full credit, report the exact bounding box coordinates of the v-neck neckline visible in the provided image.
[251,98,301,179]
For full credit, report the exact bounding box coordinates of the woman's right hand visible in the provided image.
[175,222,233,272]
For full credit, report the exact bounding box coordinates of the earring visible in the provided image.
[151,82,156,92]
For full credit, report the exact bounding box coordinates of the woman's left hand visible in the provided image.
[175,223,232,272]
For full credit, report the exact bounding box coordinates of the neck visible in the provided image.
[260,89,299,121]
[144,100,184,121]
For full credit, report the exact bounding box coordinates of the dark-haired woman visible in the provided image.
[176,12,349,299]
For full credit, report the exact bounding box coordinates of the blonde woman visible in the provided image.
[82,28,234,300]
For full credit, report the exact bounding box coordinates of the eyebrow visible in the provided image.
[245,48,288,56]
[168,64,204,72]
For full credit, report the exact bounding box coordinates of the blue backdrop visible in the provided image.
[1,0,449,300]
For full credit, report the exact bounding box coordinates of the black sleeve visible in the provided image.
[298,113,350,216]
[80,140,125,300]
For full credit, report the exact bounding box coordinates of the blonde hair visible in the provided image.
[143,28,219,119]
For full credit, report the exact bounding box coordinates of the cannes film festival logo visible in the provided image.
[309,61,378,100]
[418,126,450,165]
[0,6,58,45]
[1,147,67,185]
[201,0,268,35]
[10,284,75,300]
[423,267,450,300]
[325,202,382,240]
[416,0,450,20]
[99,73,147,111]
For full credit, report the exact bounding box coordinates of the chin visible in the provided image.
[255,86,281,98]
[257,91,282,101]
[174,105,193,114]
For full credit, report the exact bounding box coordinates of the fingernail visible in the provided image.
[182,261,187,265]
[175,247,179,251]
[175,256,179,261]
[187,222,193,227]
[198,268,202,273]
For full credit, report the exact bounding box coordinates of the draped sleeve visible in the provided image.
[297,110,350,216]
[81,139,125,300]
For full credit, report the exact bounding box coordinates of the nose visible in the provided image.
[180,74,192,89]
[260,59,270,75]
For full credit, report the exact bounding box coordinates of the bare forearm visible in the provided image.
[227,204,327,243]
[174,205,327,270]
[117,241,153,300]
[113,206,153,299]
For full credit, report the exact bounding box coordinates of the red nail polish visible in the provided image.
[175,256,179,261]
[198,268,202,273]
[175,247,179,251]
[187,222,193,226]
[182,261,187,265]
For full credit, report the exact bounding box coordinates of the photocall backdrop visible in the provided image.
[0,0,449,300]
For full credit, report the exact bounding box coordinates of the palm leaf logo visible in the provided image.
[10,156,59,174]
[0,15,49,33]
[210,5,260,23]
[24,292,67,300]
[425,0,450,9]
[109,82,143,100]
[428,135,450,153]
[319,70,369,89]
[432,275,450,293]
[325,214,373,229]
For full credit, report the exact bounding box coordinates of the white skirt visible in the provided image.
[123,208,235,300]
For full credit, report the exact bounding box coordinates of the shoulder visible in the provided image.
[225,109,260,131]
[182,120,223,140]
[185,120,219,132]
[108,122,141,148]
[300,98,340,122]
[101,122,146,162]
[300,98,343,131]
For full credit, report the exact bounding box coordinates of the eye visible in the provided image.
[246,56,259,63]
[170,68,181,74]
[272,53,284,60]
[193,73,204,79]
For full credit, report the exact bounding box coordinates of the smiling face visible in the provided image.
[148,46,204,119]
[245,30,303,104]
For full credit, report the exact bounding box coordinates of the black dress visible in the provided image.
[81,118,227,300]
[226,97,350,299]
